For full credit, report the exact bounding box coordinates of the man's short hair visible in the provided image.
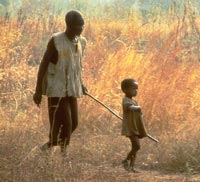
[65,10,84,27]
[121,78,138,92]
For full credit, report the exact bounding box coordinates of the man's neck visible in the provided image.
[65,30,76,41]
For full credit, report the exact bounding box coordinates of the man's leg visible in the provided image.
[59,97,72,152]
[41,97,63,151]
[48,97,63,146]
[69,97,78,133]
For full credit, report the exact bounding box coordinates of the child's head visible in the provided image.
[121,78,138,97]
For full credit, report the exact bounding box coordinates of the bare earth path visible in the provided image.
[6,148,200,182]
[1,123,200,182]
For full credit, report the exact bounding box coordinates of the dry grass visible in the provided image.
[1,6,200,181]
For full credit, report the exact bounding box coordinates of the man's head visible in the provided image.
[65,10,84,36]
[121,78,138,97]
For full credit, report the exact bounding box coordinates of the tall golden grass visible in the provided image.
[1,7,200,181]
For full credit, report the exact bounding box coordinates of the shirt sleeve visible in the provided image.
[43,37,58,64]
[123,97,137,111]
[35,37,58,94]
[80,36,87,56]
[80,36,87,86]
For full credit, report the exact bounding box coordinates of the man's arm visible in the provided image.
[33,37,58,106]
[80,36,88,95]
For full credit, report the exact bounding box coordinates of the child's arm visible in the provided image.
[128,104,141,112]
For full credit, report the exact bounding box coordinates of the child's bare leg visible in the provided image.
[127,135,140,171]
[130,156,140,173]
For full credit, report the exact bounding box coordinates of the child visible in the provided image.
[121,78,147,172]
[33,10,87,153]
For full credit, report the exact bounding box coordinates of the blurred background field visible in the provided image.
[1,0,200,181]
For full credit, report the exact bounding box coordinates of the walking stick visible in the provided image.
[86,93,159,143]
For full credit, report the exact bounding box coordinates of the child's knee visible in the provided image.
[134,143,140,151]
[129,135,140,151]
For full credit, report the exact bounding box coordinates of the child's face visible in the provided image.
[125,82,138,98]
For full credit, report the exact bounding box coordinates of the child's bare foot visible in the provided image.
[128,167,141,173]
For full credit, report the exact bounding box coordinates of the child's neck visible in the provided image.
[125,95,133,99]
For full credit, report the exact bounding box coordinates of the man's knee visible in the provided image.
[72,121,78,132]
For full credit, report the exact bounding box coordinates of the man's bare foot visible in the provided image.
[122,159,129,170]
[40,142,52,152]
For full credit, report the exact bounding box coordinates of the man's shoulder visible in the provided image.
[52,32,65,38]
[79,35,87,44]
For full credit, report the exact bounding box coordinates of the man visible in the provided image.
[33,10,87,153]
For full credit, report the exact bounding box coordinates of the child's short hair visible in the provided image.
[121,78,138,92]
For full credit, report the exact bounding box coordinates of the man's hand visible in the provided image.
[82,84,88,95]
[33,92,42,107]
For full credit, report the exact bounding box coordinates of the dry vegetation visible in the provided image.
[1,3,200,182]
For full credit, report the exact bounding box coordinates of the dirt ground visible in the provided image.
[1,121,200,182]
[1,139,200,182]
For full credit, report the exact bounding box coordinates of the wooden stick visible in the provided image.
[86,93,159,143]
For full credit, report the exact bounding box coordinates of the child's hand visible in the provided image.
[136,106,141,112]
[136,106,143,114]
